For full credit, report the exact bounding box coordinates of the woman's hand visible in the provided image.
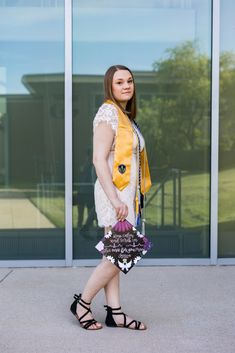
[112,198,128,221]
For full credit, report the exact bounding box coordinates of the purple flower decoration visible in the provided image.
[143,236,153,251]
[112,220,133,233]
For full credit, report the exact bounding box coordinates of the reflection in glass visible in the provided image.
[0,3,65,259]
[218,0,235,257]
[73,0,211,259]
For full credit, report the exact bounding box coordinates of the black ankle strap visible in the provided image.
[104,305,121,311]
[74,293,91,306]
[80,297,91,306]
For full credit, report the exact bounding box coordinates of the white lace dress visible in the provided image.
[93,103,139,228]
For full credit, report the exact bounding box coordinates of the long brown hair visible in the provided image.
[104,65,137,120]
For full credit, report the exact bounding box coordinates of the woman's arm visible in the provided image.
[93,122,128,221]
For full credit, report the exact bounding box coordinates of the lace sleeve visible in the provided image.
[93,103,118,133]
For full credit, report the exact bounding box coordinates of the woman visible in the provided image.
[70,65,151,331]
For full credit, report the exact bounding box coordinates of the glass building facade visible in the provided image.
[0,0,234,267]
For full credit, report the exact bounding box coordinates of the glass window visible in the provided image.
[72,0,212,259]
[218,0,235,257]
[0,1,65,260]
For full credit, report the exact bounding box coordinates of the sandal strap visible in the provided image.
[73,293,93,323]
[104,305,121,311]
[74,293,91,306]
[126,319,141,329]
[71,293,101,330]
[82,319,98,330]
[79,307,92,322]
[80,297,91,306]
[104,305,143,330]
[74,294,91,312]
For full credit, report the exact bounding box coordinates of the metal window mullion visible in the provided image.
[210,0,220,265]
[65,0,73,266]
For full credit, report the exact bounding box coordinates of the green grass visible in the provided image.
[30,168,235,229]
[30,196,65,228]
[146,172,210,228]
[30,195,89,228]
[218,168,235,223]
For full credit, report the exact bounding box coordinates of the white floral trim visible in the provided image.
[93,103,118,132]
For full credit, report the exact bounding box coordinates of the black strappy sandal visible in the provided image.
[104,305,147,330]
[70,294,102,330]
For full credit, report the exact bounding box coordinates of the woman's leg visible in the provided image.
[104,272,146,329]
[76,257,120,329]
[76,227,120,329]
[82,257,120,302]
[104,273,120,307]
[103,237,146,330]
[81,226,119,301]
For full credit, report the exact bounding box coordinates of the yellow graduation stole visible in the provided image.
[105,100,152,194]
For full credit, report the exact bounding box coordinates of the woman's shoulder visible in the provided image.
[96,102,118,117]
[93,102,118,131]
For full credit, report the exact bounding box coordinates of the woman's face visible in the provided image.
[112,70,134,106]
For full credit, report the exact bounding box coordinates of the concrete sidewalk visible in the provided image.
[0,266,235,353]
